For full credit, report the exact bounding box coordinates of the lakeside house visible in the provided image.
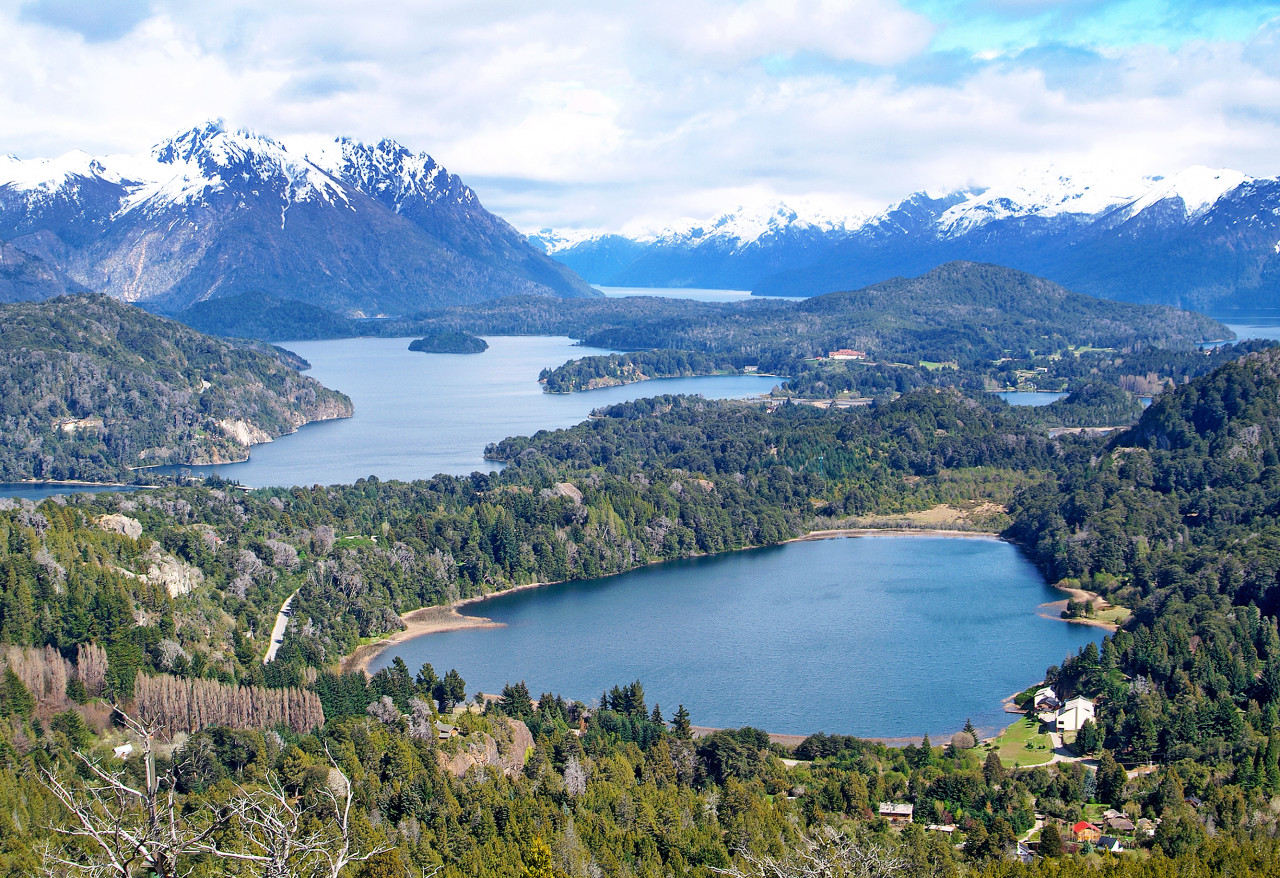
[1056,696,1095,733]
[1033,687,1060,711]
[879,802,914,826]
[827,349,867,360]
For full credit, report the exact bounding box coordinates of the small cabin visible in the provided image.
[878,802,914,826]
[434,722,458,740]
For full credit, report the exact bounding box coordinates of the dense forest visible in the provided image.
[8,331,1280,872]
[0,295,353,482]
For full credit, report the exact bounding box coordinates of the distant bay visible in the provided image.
[372,534,1100,738]
[153,336,780,489]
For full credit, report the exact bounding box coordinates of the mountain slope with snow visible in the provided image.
[539,168,1280,314]
[0,122,596,315]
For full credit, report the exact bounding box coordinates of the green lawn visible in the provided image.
[989,717,1055,768]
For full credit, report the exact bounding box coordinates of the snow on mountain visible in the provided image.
[1,121,354,218]
[529,227,604,254]
[935,167,1159,237]
[542,166,1262,255]
[1112,165,1251,222]
[294,136,463,212]
[628,201,865,249]
[0,149,120,194]
[0,121,596,313]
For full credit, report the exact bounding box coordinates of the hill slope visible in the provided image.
[0,239,86,302]
[427,262,1227,365]
[0,295,353,481]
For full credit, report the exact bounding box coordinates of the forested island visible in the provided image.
[408,329,489,354]
[1,342,1280,873]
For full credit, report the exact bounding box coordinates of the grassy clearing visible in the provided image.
[989,716,1054,768]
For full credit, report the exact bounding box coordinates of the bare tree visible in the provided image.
[712,827,912,878]
[39,708,389,878]
[39,709,219,878]
[192,749,390,878]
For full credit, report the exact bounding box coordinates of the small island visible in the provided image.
[408,329,489,354]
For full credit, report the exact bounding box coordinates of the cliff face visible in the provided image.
[438,718,533,778]
[0,294,353,482]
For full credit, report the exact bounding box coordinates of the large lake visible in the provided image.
[371,534,1100,738]
[151,336,780,489]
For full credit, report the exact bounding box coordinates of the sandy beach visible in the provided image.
[342,605,503,674]
[1038,583,1124,632]
[795,527,998,541]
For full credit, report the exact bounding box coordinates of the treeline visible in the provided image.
[14,668,1280,876]
[539,350,746,392]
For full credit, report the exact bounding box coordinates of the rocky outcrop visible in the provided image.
[115,544,204,598]
[438,718,532,778]
[218,418,274,447]
[96,514,143,541]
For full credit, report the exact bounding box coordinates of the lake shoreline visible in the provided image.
[342,526,1003,675]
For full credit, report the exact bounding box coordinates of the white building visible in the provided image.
[1056,696,1095,733]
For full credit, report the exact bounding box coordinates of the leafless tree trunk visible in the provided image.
[712,827,912,878]
[39,709,387,878]
[39,708,218,878]
[193,747,389,878]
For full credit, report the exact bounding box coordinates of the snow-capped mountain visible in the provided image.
[535,201,869,291]
[0,121,595,315]
[539,167,1280,314]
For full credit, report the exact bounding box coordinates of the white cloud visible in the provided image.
[0,1,1278,232]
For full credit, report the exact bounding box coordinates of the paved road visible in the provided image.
[263,590,298,664]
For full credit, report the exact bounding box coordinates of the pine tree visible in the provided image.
[672,705,692,740]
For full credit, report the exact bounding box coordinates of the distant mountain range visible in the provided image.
[534,167,1280,315]
[0,122,596,317]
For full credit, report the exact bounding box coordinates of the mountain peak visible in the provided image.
[1115,165,1251,221]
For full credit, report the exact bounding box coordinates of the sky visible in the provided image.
[3,0,1280,233]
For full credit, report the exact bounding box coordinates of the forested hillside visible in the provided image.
[6,349,1280,874]
[0,295,352,482]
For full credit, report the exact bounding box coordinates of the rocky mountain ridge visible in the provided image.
[537,166,1280,313]
[0,122,596,315]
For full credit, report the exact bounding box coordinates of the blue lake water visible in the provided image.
[1225,322,1280,343]
[150,336,780,489]
[992,391,1068,406]
[598,286,795,303]
[0,483,143,502]
[372,534,1099,738]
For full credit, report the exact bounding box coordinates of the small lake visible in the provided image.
[372,534,1100,738]
[992,391,1068,407]
[0,483,143,503]
[157,336,780,488]
[598,286,797,303]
